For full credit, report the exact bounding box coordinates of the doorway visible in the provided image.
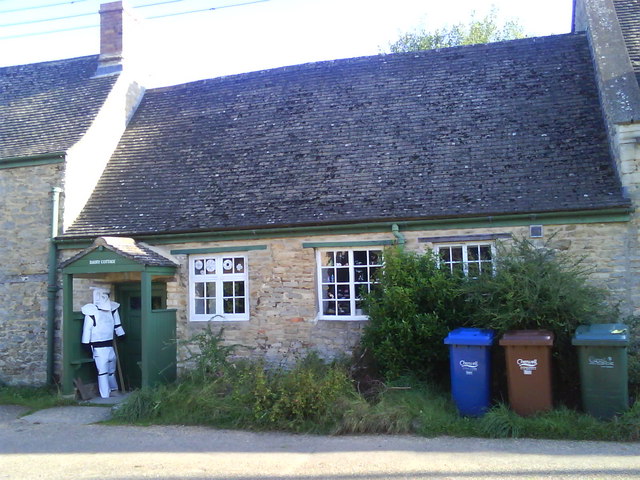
[115,283,166,390]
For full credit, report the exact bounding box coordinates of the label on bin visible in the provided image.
[459,360,479,375]
[588,356,615,369]
[517,358,537,375]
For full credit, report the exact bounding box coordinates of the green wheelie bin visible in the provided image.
[572,323,629,420]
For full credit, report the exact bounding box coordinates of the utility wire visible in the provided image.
[0,23,96,41]
[0,0,270,40]
[148,0,269,19]
[0,0,89,15]
[136,0,185,8]
[0,0,179,15]
[1,11,95,28]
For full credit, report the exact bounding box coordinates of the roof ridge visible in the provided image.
[148,33,583,93]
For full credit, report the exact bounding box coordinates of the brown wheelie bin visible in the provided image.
[499,330,554,416]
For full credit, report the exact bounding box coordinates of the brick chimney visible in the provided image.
[96,1,139,76]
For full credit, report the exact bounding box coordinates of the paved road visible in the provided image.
[1,405,639,480]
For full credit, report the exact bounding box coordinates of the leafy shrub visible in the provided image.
[361,247,469,383]
[180,325,235,379]
[626,315,640,399]
[248,354,354,430]
[337,377,458,435]
[115,332,356,432]
[465,238,614,333]
[464,237,617,405]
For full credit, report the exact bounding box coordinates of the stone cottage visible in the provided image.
[1,0,639,394]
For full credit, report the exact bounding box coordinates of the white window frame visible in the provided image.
[315,248,383,321]
[189,254,249,322]
[435,242,496,276]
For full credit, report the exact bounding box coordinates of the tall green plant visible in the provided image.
[465,238,614,333]
[361,247,469,383]
[465,238,617,405]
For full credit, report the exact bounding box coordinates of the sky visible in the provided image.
[0,0,574,87]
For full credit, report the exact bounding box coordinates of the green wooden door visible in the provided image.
[116,283,166,390]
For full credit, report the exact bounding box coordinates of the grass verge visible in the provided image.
[110,364,640,441]
[0,384,76,412]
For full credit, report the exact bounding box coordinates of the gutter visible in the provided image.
[54,206,634,249]
[47,187,63,385]
[0,152,65,170]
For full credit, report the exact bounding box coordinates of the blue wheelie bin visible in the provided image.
[444,328,495,416]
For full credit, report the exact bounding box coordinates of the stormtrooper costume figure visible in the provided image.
[81,287,125,398]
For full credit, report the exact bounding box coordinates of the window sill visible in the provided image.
[190,316,249,322]
[317,315,369,322]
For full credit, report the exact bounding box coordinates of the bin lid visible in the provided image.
[498,330,554,346]
[444,328,494,346]
[572,323,629,346]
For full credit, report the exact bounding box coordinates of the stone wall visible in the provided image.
[147,221,637,375]
[0,162,64,385]
[6,213,636,386]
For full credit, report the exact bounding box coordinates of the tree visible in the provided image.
[386,8,526,53]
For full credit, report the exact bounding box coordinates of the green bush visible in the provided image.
[114,346,356,433]
[180,325,235,379]
[248,354,354,430]
[361,247,469,383]
[464,237,617,405]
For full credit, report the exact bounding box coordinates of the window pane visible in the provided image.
[205,282,216,297]
[468,263,480,277]
[451,247,463,262]
[369,250,382,265]
[369,266,382,282]
[223,298,233,313]
[194,259,205,275]
[234,281,244,297]
[151,296,162,310]
[206,298,216,315]
[467,245,479,261]
[337,301,351,315]
[452,262,464,273]
[233,258,244,273]
[336,268,350,283]
[222,258,234,273]
[480,245,492,260]
[335,251,349,266]
[336,285,350,299]
[223,281,233,297]
[480,262,493,273]
[354,267,368,283]
[355,283,368,299]
[323,285,336,299]
[205,258,216,274]
[353,251,367,265]
[235,298,245,314]
[439,248,451,262]
[322,268,335,283]
[322,252,335,266]
[323,301,336,315]
[195,299,204,315]
[195,282,205,297]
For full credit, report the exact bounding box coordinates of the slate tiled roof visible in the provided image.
[66,33,628,237]
[614,0,640,73]
[0,56,116,159]
[60,237,177,269]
